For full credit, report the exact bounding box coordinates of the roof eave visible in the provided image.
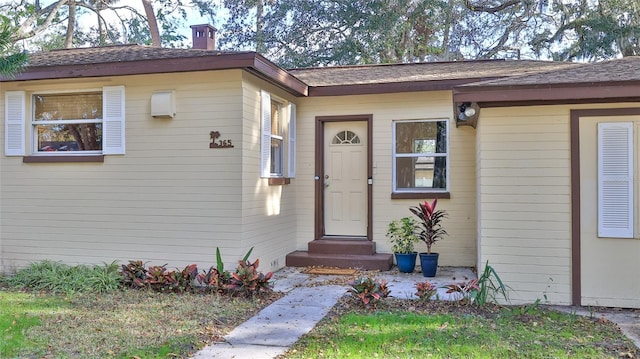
[2,52,308,97]
[307,77,504,96]
[453,81,640,107]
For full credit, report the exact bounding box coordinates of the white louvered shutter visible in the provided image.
[260,90,272,178]
[102,86,125,155]
[287,103,297,178]
[598,122,634,238]
[5,91,25,156]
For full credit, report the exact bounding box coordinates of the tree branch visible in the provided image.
[464,0,521,13]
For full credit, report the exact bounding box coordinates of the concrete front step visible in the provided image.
[307,239,376,255]
[285,251,393,271]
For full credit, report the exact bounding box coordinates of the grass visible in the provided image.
[283,298,639,359]
[0,289,278,358]
[0,291,69,358]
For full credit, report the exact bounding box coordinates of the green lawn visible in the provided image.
[284,300,638,359]
[0,289,275,358]
[0,291,69,358]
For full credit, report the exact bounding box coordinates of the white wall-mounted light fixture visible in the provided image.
[151,90,176,119]
[455,102,480,128]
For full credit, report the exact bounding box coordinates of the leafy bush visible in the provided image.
[197,267,229,293]
[5,260,121,294]
[386,217,419,253]
[120,247,273,296]
[348,277,390,308]
[196,247,235,293]
[444,279,480,304]
[415,281,437,301]
[86,262,122,293]
[120,260,147,288]
[228,259,274,297]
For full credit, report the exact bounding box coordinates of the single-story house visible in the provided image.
[1,25,639,308]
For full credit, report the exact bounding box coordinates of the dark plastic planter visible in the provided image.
[394,252,417,273]
[419,252,439,277]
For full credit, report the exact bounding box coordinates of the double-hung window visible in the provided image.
[4,86,125,157]
[393,119,448,194]
[260,90,296,179]
[33,92,103,153]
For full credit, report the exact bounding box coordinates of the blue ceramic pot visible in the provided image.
[419,252,439,277]
[395,252,417,273]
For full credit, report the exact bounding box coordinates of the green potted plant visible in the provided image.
[386,217,419,273]
[409,198,448,277]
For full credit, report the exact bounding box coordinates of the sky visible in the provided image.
[34,0,224,48]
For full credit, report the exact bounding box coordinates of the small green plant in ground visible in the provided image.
[228,259,274,297]
[4,260,121,294]
[471,260,510,305]
[444,279,480,304]
[120,260,147,288]
[285,306,639,358]
[348,277,390,308]
[414,281,437,301]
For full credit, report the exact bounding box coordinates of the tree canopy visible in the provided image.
[4,0,639,67]
[0,16,28,77]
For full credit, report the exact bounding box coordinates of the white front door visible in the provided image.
[324,121,368,236]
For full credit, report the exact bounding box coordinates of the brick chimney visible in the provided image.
[190,24,216,50]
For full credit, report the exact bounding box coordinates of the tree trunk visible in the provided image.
[141,0,161,47]
[255,0,264,53]
[64,0,76,48]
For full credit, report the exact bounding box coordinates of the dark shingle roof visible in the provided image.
[288,60,582,87]
[14,44,640,102]
[25,44,248,67]
[462,56,640,88]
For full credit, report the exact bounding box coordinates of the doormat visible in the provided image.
[304,267,358,275]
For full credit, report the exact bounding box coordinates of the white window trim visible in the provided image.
[392,118,450,193]
[597,121,634,238]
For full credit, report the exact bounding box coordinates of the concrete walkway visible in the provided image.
[192,267,640,358]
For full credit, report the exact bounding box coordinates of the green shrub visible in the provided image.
[415,281,437,301]
[5,261,122,295]
[228,259,274,297]
[348,276,390,308]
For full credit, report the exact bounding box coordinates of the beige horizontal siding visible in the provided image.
[1,70,253,272]
[238,73,300,272]
[477,106,572,304]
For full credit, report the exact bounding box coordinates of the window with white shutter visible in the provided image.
[27,86,125,155]
[598,122,634,238]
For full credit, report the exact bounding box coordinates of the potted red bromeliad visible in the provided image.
[410,198,448,277]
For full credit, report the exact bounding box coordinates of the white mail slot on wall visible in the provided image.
[151,90,176,118]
